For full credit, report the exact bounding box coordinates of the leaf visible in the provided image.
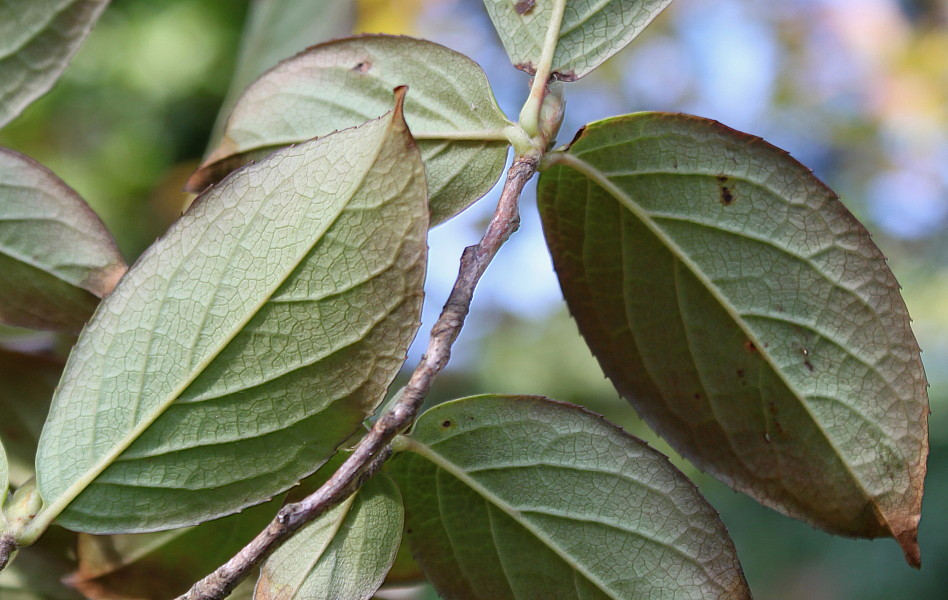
[207,0,356,146]
[188,35,512,226]
[481,0,672,81]
[0,350,63,488]
[32,89,428,535]
[0,148,127,331]
[0,0,109,128]
[387,395,750,600]
[67,495,279,600]
[256,474,403,600]
[537,113,929,566]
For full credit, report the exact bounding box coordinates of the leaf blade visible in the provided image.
[33,91,428,534]
[0,0,109,128]
[256,474,403,600]
[388,395,750,600]
[537,113,929,565]
[189,34,512,226]
[481,0,672,81]
[0,149,126,331]
[206,0,356,147]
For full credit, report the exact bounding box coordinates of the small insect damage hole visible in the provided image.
[352,60,372,73]
[514,0,536,14]
[441,420,453,429]
[717,175,734,205]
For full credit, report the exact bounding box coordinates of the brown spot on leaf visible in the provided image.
[514,0,536,14]
[717,176,734,205]
[693,393,702,400]
[441,420,452,428]
[736,369,745,379]
[804,359,815,372]
[552,69,578,82]
[515,61,537,75]
[743,340,757,353]
[352,60,372,73]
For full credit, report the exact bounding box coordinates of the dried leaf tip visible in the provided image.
[391,85,409,125]
[897,527,922,569]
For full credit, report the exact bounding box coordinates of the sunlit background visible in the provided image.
[1,0,946,598]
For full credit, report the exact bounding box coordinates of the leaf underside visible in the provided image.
[388,395,750,600]
[35,92,428,533]
[481,0,672,81]
[0,0,109,128]
[0,149,126,331]
[256,474,403,600]
[189,34,511,226]
[207,0,356,147]
[537,112,929,566]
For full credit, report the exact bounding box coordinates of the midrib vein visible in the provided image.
[31,119,394,534]
[550,151,891,529]
[404,438,622,600]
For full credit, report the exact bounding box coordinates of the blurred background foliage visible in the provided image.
[0,0,945,599]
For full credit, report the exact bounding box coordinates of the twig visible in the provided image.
[0,535,16,572]
[176,151,540,600]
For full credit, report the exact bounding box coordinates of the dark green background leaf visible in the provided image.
[0,349,63,487]
[538,112,929,565]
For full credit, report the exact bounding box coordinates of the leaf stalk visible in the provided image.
[518,0,567,137]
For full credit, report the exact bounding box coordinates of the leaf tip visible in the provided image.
[392,85,408,116]
[896,527,922,569]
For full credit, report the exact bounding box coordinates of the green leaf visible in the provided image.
[256,474,403,600]
[537,113,929,566]
[68,495,279,599]
[481,0,671,81]
[207,0,356,147]
[0,350,63,488]
[388,395,750,600]
[32,89,428,536]
[0,0,109,128]
[0,149,127,332]
[188,35,512,226]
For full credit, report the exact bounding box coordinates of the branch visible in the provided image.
[176,151,540,600]
[0,535,16,572]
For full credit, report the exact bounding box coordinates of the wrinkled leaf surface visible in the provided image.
[481,0,671,81]
[189,35,511,226]
[256,474,403,600]
[388,395,750,600]
[35,92,428,533]
[538,113,929,565]
[0,149,126,331]
[0,0,109,128]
